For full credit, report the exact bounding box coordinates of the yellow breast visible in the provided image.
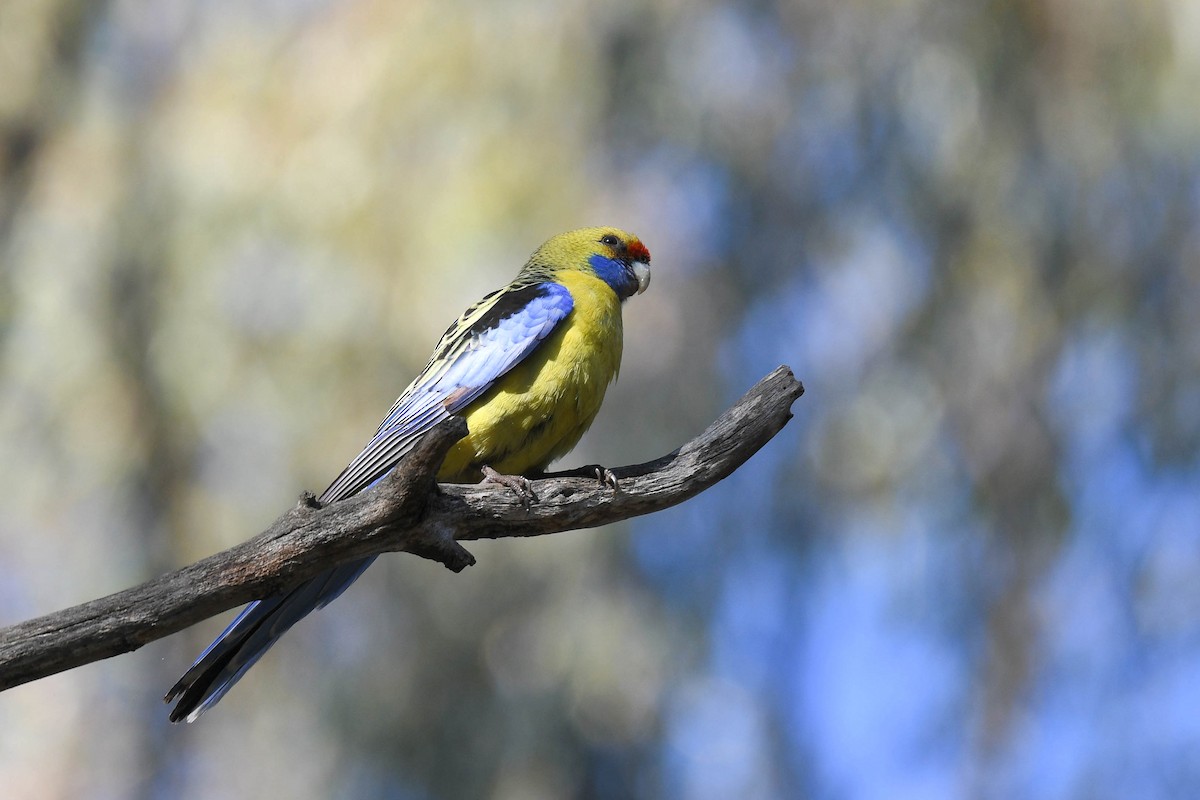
[437,270,625,482]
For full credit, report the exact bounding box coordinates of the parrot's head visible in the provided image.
[530,227,651,301]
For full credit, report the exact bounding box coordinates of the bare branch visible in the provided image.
[0,366,803,691]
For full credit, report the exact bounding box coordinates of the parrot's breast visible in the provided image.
[438,270,624,481]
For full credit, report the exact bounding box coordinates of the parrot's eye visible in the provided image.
[600,234,621,247]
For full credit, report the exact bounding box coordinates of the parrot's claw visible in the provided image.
[574,463,620,490]
[541,463,621,490]
[593,466,620,490]
[482,465,539,505]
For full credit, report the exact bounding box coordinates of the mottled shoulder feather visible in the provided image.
[431,280,553,363]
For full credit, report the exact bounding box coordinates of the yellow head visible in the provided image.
[523,227,651,300]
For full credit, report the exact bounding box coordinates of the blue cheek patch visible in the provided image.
[588,253,636,298]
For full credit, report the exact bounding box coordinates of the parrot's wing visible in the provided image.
[165,282,573,722]
[319,281,572,503]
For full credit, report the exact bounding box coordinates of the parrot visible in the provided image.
[165,226,651,722]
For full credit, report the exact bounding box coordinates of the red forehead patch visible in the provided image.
[627,239,651,263]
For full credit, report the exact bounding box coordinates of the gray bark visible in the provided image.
[0,366,803,691]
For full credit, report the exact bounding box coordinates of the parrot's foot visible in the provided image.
[590,465,620,490]
[569,464,621,490]
[540,463,622,490]
[482,465,539,505]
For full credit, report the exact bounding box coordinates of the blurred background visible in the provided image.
[2,0,1199,797]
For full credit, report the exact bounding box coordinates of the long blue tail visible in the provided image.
[164,555,376,722]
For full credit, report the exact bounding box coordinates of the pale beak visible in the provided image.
[631,261,651,294]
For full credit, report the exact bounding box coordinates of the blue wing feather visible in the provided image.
[322,282,572,502]
[166,282,573,721]
[437,286,572,396]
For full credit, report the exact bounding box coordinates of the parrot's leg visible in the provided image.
[481,465,538,505]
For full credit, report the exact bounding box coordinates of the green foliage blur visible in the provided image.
[2,1,1198,798]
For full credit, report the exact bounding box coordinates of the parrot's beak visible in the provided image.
[631,261,651,295]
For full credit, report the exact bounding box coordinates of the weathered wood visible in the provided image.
[0,366,803,691]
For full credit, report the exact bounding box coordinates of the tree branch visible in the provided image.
[0,366,804,692]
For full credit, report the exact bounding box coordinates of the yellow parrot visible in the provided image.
[166,227,651,721]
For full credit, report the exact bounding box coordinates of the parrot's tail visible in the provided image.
[164,556,377,723]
